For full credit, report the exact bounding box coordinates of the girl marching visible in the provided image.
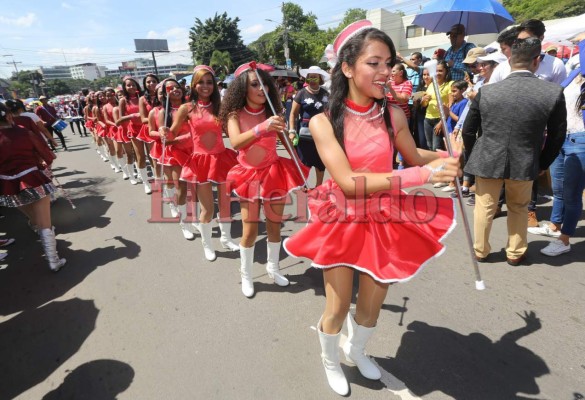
[135,73,161,193]
[283,21,460,395]
[218,62,309,298]
[117,77,144,187]
[171,65,239,260]
[93,91,121,173]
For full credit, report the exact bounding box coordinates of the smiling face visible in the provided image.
[391,65,405,83]
[124,79,137,95]
[144,76,158,93]
[194,72,215,102]
[435,64,447,83]
[343,38,392,104]
[165,81,183,103]
[245,71,266,108]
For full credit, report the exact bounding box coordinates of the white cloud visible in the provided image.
[0,12,37,28]
[242,24,264,35]
[61,2,72,9]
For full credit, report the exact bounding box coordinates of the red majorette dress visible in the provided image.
[159,108,193,167]
[283,104,457,283]
[136,100,154,143]
[125,97,142,140]
[0,126,57,207]
[180,103,237,184]
[103,103,118,140]
[149,106,163,161]
[226,107,309,201]
[85,108,94,131]
[95,108,107,138]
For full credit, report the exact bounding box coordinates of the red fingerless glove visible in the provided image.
[253,119,273,138]
[392,166,430,188]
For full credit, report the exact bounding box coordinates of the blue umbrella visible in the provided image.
[412,0,514,35]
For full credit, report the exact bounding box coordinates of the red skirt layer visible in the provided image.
[85,120,94,130]
[226,157,309,201]
[180,149,238,183]
[135,124,154,143]
[157,144,191,167]
[114,125,132,143]
[0,167,52,196]
[127,122,141,139]
[96,124,106,138]
[283,179,456,283]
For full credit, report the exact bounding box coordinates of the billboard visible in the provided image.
[134,39,169,53]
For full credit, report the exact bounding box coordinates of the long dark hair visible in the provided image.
[160,78,186,128]
[142,74,160,107]
[219,68,282,129]
[122,77,143,100]
[328,28,396,151]
[190,68,221,117]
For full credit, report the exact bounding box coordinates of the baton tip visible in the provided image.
[475,280,486,290]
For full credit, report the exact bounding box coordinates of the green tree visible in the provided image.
[503,0,585,22]
[89,76,122,91]
[44,79,72,97]
[189,12,255,67]
[209,50,233,78]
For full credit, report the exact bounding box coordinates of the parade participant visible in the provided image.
[35,96,68,151]
[157,79,193,225]
[84,92,106,161]
[283,20,460,395]
[5,99,58,149]
[173,66,239,258]
[219,62,309,298]
[104,88,136,185]
[94,91,120,173]
[135,73,160,193]
[117,77,143,186]
[288,65,330,187]
[0,102,66,271]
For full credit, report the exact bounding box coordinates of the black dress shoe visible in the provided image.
[507,254,527,266]
[475,254,488,262]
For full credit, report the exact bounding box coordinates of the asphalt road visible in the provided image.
[1,128,584,400]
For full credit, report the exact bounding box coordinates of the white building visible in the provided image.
[39,65,72,81]
[70,63,106,80]
[104,58,191,80]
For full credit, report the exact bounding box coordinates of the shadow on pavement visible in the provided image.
[52,169,86,179]
[0,299,99,400]
[42,359,135,400]
[375,311,550,400]
[0,236,140,316]
[52,195,112,235]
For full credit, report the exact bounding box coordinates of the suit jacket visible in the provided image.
[462,71,567,181]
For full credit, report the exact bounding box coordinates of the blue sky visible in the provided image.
[0,0,420,79]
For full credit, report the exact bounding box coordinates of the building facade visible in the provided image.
[104,58,191,80]
[70,63,106,80]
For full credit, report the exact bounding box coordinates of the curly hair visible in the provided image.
[218,68,282,130]
[189,68,221,117]
[328,28,396,151]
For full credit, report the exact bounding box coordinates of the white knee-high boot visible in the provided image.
[39,228,66,272]
[317,317,349,396]
[266,241,289,286]
[165,187,179,218]
[138,167,151,194]
[197,222,217,261]
[343,313,381,380]
[178,204,195,240]
[218,218,239,251]
[239,244,254,297]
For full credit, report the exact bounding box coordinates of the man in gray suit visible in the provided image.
[462,38,567,266]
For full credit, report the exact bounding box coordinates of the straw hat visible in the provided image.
[463,47,487,64]
[299,66,330,81]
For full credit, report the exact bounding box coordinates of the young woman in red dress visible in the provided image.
[93,91,120,173]
[219,62,309,298]
[156,79,193,233]
[171,65,239,260]
[283,21,460,395]
[135,73,160,193]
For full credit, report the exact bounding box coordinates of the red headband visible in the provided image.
[234,61,275,78]
[333,19,373,56]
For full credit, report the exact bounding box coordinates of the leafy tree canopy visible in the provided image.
[504,0,585,23]
[189,12,255,68]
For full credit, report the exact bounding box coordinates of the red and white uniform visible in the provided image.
[149,106,163,161]
[180,103,237,183]
[136,100,155,143]
[226,107,309,200]
[125,96,142,140]
[284,103,456,283]
[103,103,119,140]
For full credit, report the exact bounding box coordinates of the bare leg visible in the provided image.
[321,266,355,334]
[197,183,214,223]
[264,200,285,243]
[131,138,147,169]
[172,166,187,205]
[354,273,390,327]
[240,201,260,248]
[18,196,52,230]
[122,142,135,165]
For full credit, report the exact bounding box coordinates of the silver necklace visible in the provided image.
[197,101,212,108]
[345,99,386,121]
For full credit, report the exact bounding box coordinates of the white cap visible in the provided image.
[477,52,507,64]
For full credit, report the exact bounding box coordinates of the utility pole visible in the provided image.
[2,54,21,74]
[282,2,291,69]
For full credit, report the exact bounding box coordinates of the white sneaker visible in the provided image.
[441,184,456,192]
[528,224,561,238]
[540,240,571,256]
[433,182,448,188]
